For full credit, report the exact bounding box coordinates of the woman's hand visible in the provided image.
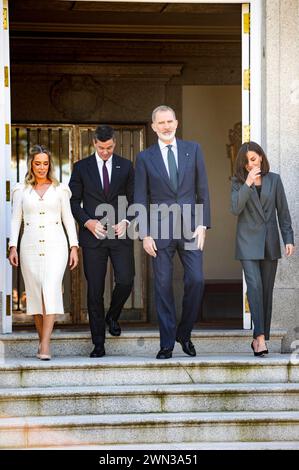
[245,167,261,186]
[69,246,79,270]
[9,247,19,267]
[285,244,295,257]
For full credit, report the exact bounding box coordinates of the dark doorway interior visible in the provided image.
[9,0,242,328]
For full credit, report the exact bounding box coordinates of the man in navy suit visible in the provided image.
[69,125,134,357]
[134,106,210,359]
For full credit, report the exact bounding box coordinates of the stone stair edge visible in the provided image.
[1,382,299,397]
[28,441,299,450]
[0,354,295,371]
[0,328,288,341]
[1,411,299,427]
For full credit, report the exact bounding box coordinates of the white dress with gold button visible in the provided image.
[9,183,78,315]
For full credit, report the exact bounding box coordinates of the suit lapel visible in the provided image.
[251,184,265,220]
[260,173,271,208]
[149,143,174,192]
[87,154,104,195]
[108,154,122,199]
[177,139,189,188]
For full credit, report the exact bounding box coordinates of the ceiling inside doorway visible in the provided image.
[9,1,241,86]
[9,1,241,41]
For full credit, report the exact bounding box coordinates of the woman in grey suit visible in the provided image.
[231,142,294,356]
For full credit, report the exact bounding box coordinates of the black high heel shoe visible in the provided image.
[251,341,265,357]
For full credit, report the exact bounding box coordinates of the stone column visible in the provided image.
[0,0,12,334]
[264,0,299,351]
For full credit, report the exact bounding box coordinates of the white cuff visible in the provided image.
[121,219,131,227]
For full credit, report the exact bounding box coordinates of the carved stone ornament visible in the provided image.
[226,121,242,178]
[50,75,103,120]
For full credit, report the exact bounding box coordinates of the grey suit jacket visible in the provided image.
[231,172,294,260]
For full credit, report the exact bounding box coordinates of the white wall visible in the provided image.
[183,85,242,280]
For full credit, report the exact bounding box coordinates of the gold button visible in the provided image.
[39,253,44,256]
[56,222,59,224]
[39,225,45,228]
[39,240,45,242]
[26,223,29,226]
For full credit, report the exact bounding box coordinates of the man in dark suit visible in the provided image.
[69,125,134,357]
[134,105,211,359]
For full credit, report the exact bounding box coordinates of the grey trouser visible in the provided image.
[241,259,278,340]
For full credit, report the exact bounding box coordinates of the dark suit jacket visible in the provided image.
[69,153,134,248]
[231,172,294,260]
[134,139,211,249]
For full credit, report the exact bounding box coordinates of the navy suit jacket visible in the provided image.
[69,153,134,248]
[134,139,211,249]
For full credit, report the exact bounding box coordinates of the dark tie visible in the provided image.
[102,160,110,196]
[167,145,178,192]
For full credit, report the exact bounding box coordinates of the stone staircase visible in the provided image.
[0,328,299,449]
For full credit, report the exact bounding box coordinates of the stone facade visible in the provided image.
[1,0,298,346]
[263,0,299,351]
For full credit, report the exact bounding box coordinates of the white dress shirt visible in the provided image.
[88,151,129,229]
[158,138,178,177]
[95,151,113,186]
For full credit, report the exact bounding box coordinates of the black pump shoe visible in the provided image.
[251,341,265,357]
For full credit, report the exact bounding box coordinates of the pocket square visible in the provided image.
[116,166,121,169]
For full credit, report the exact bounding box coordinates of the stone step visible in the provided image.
[0,328,287,358]
[1,411,299,448]
[1,383,299,417]
[33,442,299,450]
[0,355,298,388]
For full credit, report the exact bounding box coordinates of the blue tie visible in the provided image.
[167,145,178,192]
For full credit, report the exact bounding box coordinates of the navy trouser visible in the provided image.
[152,238,204,349]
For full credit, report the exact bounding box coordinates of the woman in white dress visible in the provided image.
[9,145,79,360]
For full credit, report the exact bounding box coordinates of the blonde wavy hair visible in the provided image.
[25,145,59,187]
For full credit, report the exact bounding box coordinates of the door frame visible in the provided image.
[72,0,263,332]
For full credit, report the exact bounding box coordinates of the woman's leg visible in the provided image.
[34,314,43,355]
[241,260,266,352]
[261,259,278,341]
[40,314,56,356]
[40,295,56,356]
[34,314,43,342]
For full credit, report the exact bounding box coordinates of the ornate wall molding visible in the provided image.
[50,75,103,120]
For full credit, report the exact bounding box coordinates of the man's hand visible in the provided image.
[85,219,107,239]
[143,236,157,257]
[192,226,206,251]
[112,220,128,237]
[285,244,295,257]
